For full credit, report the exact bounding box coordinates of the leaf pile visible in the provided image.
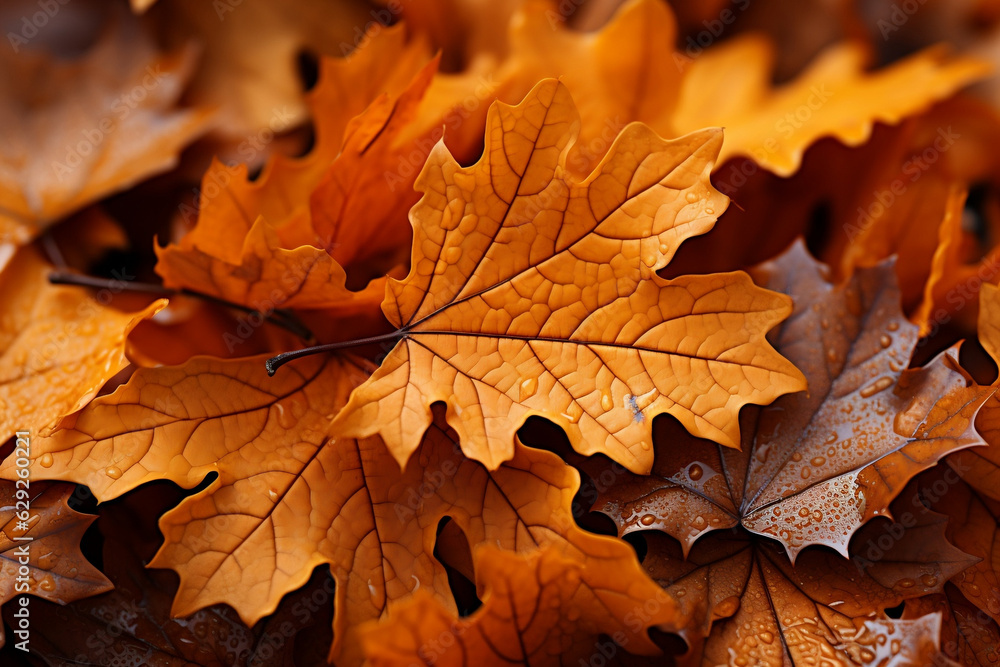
[2,1,1000,665]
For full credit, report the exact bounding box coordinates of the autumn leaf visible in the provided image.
[587,241,991,560]
[904,585,1000,666]
[946,281,1000,499]
[0,17,212,245]
[327,78,804,473]
[359,545,676,667]
[5,349,671,664]
[21,484,335,666]
[0,246,165,440]
[155,29,437,317]
[635,491,970,664]
[0,481,112,648]
[145,0,394,141]
[403,0,987,177]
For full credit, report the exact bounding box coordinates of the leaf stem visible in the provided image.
[265,331,405,376]
[49,271,315,341]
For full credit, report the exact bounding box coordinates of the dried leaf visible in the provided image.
[590,242,990,559]
[359,546,676,666]
[0,19,212,245]
[22,485,334,666]
[5,350,670,664]
[0,482,111,648]
[0,246,165,439]
[904,585,1000,666]
[331,78,804,473]
[638,494,969,664]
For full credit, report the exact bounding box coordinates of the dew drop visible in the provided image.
[716,596,740,617]
[827,348,838,363]
[105,466,122,480]
[810,456,826,467]
[600,391,613,412]
[519,377,538,401]
[820,318,829,329]
[897,578,915,588]
[37,552,58,570]
[639,440,651,451]
[888,321,900,331]
[860,376,894,398]
[643,254,657,268]
[562,403,583,424]
[39,453,53,468]
[800,468,811,479]
[811,510,823,522]
[268,488,279,502]
[920,574,938,587]
[688,464,704,481]
[38,576,55,592]
[692,515,706,529]
[658,243,669,254]
[444,246,462,264]
[685,192,699,203]
[825,432,838,444]
[879,334,892,349]
[759,631,773,645]
[791,452,802,462]
[705,207,714,215]
[798,507,810,518]
[640,514,656,526]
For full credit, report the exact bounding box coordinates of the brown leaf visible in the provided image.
[638,494,970,664]
[0,17,212,245]
[589,242,990,560]
[359,546,677,667]
[21,484,335,666]
[0,481,111,648]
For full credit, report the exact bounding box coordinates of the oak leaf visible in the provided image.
[155,30,436,316]
[7,352,672,665]
[0,20,212,245]
[0,482,112,648]
[359,545,676,667]
[145,0,396,141]
[404,0,987,177]
[588,242,991,559]
[0,246,165,440]
[636,493,970,664]
[329,78,805,473]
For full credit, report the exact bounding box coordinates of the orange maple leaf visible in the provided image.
[326,78,805,473]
